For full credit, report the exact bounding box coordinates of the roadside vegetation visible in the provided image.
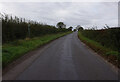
[1,14,70,43]
[1,13,72,68]
[3,32,71,68]
[78,27,120,68]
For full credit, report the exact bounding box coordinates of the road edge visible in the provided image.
[2,33,72,80]
[77,33,119,74]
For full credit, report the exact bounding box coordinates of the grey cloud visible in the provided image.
[1,2,118,29]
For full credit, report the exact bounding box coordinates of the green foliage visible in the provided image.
[78,31,119,67]
[1,13,72,68]
[80,28,120,52]
[78,27,84,31]
[2,32,71,68]
[73,29,76,32]
[68,26,73,31]
[2,14,69,43]
[56,22,66,28]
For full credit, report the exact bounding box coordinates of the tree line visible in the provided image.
[1,13,70,43]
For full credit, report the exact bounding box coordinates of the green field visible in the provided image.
[2,32,71,68]
[78,31,119,67]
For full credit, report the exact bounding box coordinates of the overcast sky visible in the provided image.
[0,2,118,29]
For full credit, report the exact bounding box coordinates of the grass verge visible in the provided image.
[78,31,119,68]
[2,32,72,68]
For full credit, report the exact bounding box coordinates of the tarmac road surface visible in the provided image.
[14,32,118,80]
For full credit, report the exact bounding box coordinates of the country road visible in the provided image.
[3,32,118,80]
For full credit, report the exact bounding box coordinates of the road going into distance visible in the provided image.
[4,32,118,80]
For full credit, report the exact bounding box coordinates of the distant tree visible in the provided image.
[73,29,76,32]
[78,27,84,31]
[76,25,84,31]
[64,24,66,28]
[68,26,73,31]
[104,24,110,29]
[103,26,107,29]
[57,22,66,28]
[105,24,110,29]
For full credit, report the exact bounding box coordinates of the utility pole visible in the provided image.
[28,24,30,38]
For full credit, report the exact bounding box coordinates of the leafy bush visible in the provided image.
[1,13,69,43]
[80,28,120,52]
[78,31,119,67]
